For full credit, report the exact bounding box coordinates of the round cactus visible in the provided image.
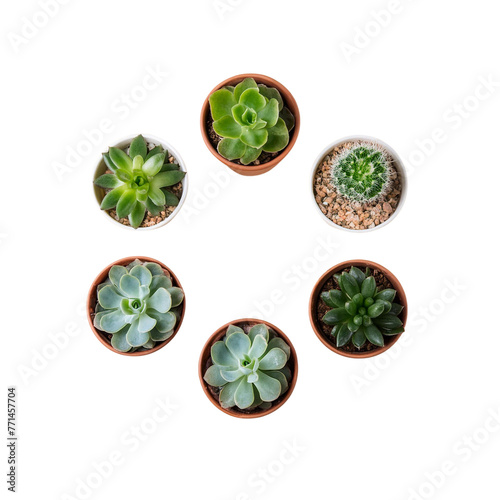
[332,143,390,202]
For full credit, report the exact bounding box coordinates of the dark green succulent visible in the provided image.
[209,78,295,165]
[94,135,185,228]
[321,266,404,349]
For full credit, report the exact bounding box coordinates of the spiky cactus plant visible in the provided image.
[204,324,292,411]
[94,259,184,352]
[332,143,390,202]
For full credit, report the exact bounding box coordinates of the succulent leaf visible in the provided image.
[109,147,133,171]
[254,371,282,402]
[203,365,227,387]
[100,185,127,210]
[349,266,366,286]
[226,332,251,359]
[361,276,376,298]
[95,174,122,189]
[240,128,268,149]
[374,314,403,330]
[352,328,367,349]
[217,138,247,160]
[375,289,397,302]
[234,78,258,101]
[126,321,150,347]
[103,152,118,172]
[257,84,283,110]
[111,330,132,352]
[129,135,148,159]
[364,324,384,347]
[210,89,238,120]
[262,118,289,153]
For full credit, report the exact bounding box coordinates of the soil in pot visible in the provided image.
[98,141,184,229]
[201,320,297,417]
[314,141,402,230]
[315,267,403,354]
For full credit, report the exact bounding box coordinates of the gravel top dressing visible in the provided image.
[314,142,402,230]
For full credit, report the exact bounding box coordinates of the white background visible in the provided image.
[2,1,499,499]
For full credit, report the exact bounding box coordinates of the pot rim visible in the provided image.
[310,135,408,233]
[198,318,298,418]
[200,73,300,175]
[86,256,186,356]
[309,259,408,359]
[92,133,189,231]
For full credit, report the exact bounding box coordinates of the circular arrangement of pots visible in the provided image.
[87,73,410,417]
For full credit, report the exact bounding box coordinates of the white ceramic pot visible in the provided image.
[92,134,188,231]
[310,135,407,232]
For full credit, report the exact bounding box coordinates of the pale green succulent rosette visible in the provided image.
[208,78,295,165]
[321,266,404,350]
[332,143,391,202]
[204,324,293,411]
[94,135,185,228]
[94,260,184,353]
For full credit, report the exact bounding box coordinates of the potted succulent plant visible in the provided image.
[87,256,185,356]
[93,134,188,230]
[199,319,298,418]
[200,74,300,176]
[309,260,407,358]
[311,136,407,231]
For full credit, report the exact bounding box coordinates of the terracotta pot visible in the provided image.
[87,256,186,356]
[200,74,300,176]
[199,318,298,418]
[92,134,188,231]
[311,135,408,232]
[309,260,407,359]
